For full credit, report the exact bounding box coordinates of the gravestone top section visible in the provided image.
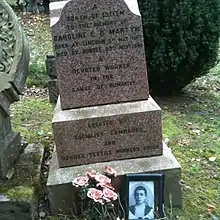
[0,0,29,95]
[50,0,149,109]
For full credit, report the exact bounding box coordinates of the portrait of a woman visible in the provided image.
[128,183,154,220]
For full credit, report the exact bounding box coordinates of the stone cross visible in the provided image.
[0,0,29,179]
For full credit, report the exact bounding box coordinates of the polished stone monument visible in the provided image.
[51,0,149,109]
[51,0,163,167]
[47,0,182,214]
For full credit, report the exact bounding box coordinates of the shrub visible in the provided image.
[26,62,48,88]
[138,0,220,95]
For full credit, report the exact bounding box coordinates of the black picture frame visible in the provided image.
[125,173,164,220]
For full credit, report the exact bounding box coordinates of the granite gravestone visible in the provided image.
[0,0,29,179]
[51,0,163,167]
[48,0,182,214]
[51,0,149,109]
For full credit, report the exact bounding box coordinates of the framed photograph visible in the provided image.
[125,174,164,220]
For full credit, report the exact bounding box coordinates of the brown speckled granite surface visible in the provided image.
[50,0,149,109]
[52,96,162,167]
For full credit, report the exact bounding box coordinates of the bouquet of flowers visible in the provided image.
[72,166,121,220]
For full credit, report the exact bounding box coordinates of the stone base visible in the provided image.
[53,96,163,167]
[0,143,44,220]
[47,142,182,214]
[48,79,59,104]
[0,132,23,179]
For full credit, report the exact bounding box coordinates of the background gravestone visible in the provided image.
[0,0,30,179]
[6,0,49,13]
[45,54,59,103]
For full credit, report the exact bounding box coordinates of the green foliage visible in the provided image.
[26,62,49,87]
[138,0,220,95]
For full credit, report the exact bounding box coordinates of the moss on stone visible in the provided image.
[0,143,43,202]
[0,186,34,200]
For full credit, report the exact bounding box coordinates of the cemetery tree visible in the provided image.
[138,0,220,95]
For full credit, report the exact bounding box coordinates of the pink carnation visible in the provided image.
[87,188,104,204]
[105,166,117,176]
[95,173,111,184]
[96,182,115,190]
[103,187,118,202]
[72,176,89,187]
[85,170,97,179]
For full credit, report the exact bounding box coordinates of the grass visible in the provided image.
[10,78,220,220]
[18,13,53,87]
[10,10,220,220]
[158,78,220,219]
[11,98,54,148]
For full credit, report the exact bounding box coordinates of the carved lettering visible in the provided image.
[94,20,117,27]
[88,150,112,158]
[73,132,103,140]
[88,120,113,128]
[56,51,68,57]
[72,86,91,92]
[92,4,97,10]
[82,47,102,54]
[115,147,140,153]
[82,39,106,46]
[104,63,129,70]
[73,66,100,74]
[102,10,125,18]
[53,33,86,41]
[108,80,135,88]
[102,74,113,80]
[54,44,69,49]
[109,27,128,35]
[51,0,149,108]
[110,127,144,135]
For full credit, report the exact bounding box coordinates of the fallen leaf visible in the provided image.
[207,204,215,209]
[209,157,216,162]
[192,129,201,135]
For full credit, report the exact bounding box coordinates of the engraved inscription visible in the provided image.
[61,145,159,161]
[51,0,149,108]
[59,117,154,163]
